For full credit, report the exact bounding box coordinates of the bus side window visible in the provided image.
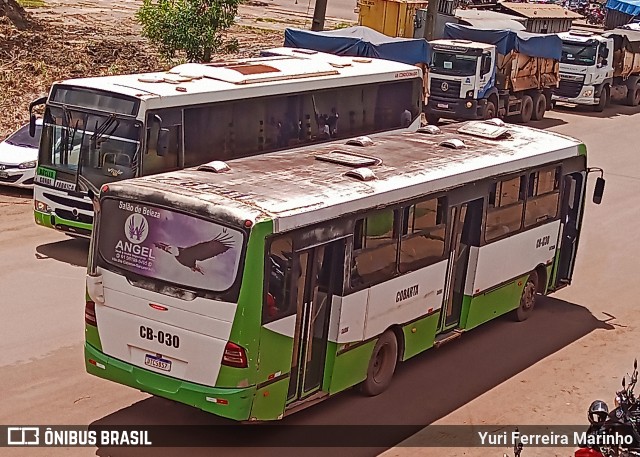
[143,109,181,175]
[351,209,398,287]
[263,235,294,324]
[485,175,525,242]
[524,166,561,227]
[399,197,446,273]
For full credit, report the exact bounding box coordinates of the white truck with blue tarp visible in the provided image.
[554,28,640,111]
[426,24,562,124]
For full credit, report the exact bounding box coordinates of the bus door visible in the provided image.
[554,172,585,288]
[287,240,343,404]
[439,198,483,332]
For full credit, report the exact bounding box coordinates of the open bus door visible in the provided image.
[554,172,586,289]
[253,237,343,420]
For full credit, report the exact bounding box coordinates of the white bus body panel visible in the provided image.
[95,268,236,385]
[470,220,561,294]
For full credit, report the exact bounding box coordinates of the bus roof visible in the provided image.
[55,48,422,109]
[106,122,584,233]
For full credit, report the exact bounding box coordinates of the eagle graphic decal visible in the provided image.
[154,230,235,275]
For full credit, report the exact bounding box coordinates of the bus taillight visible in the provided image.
[85,300,97,326]
[222,341,247,368]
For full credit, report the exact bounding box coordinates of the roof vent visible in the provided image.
[316,150,381,167]
[138,75,165,83]
[197,161,230,173]
[345,167,377,181]
[458,121,509,140]
[417,125,442,134]
[346,136,374,147]
[353,58,372,63]
[439,139,467,149]
[569,30,594,37]
[292,48,318,55]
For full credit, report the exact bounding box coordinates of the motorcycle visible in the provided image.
[575,361,640,457]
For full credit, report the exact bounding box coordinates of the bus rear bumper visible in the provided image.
[84,343,255,421]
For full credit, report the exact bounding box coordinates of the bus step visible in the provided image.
[434,329,464,347]
[284,391,330,417]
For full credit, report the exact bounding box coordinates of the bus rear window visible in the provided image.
[98,199,244,292]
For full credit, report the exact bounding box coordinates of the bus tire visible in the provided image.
[517,95,533,123]
[532,93,546,121]
[360,331,398,396]
[515,271,538,322]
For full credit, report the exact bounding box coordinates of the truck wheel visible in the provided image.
[483,101,497,120]
[626,84,640,107]
[532,93,546,121]
[594,86,609,112]
[514,271,538,322]
[360,331,398,396]
[426,114,440,125]
[517,95,533,123]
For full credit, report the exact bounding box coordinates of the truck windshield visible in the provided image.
[430,51,478,77]
[98,199,245,293]
[561,42,598,66]
[39,105,141,188]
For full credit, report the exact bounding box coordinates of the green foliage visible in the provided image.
[136,0,241,63]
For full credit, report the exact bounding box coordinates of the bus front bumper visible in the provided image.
[34,210,92,237]
[84,343,255,421]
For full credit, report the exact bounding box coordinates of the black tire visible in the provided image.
[594,86,609,112]
[483,100,497,120]
[532,93,546,121]
[514,271,538,322]
[626,83,640,107]
[517,95,533,123]
[360,331,398,396]
[426,113,440,125]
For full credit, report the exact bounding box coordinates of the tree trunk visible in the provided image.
[0,0,29,29]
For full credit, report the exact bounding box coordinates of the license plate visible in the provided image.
[437,103,449,109]
[0,171,8,179]
[145,354,172,372]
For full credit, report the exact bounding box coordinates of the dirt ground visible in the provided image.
[0,0,288,138]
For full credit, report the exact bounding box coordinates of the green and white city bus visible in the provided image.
[85,120,604,421]
[29,47,423,237]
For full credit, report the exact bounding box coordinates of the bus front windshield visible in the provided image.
[39,105,141,189]
[430,51,478,77]
[561,42,598,66]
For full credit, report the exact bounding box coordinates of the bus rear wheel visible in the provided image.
[514,271,538,322]
[360,331,398,396]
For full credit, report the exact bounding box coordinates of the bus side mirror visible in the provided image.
[157,128,169,157]
[593,177,605,204]
[29,114,37,137]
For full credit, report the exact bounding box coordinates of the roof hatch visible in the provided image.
[457,121,510,140]
[315,150,382,167]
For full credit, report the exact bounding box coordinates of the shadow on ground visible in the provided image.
[553,101,640,119]
[92,295,613,457]
[35,236,89,267]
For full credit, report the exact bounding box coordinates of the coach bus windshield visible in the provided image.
[38,86,141,189]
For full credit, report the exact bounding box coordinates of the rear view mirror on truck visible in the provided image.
[593,177,605,204]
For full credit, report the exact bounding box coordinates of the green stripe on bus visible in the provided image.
[462,274,528,330]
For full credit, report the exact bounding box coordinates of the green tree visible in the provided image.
[137,0,241,63]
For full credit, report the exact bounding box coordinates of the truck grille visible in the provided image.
[556,78,584,98]
[430,78,461,99]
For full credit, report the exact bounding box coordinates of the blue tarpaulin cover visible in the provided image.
[443,24,562,60]
[283,26,431,65]
[606,0,640,18]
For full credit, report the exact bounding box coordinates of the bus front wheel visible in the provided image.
[515,271,538,322]
[360,331,398,396]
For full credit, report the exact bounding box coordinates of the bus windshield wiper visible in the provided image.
[91,114,119,146]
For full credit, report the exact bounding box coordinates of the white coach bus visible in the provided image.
[29,47,423,236]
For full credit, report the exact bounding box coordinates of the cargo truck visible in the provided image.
[426,24,562,124]
[553,28,640,111]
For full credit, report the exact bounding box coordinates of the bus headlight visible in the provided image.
[18,160,37,169]
[35,200,52,214]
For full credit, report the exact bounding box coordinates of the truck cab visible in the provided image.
[554,30,615,108]
[426,40,497,122]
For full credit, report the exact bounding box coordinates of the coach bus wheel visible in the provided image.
[515,271,538,322]
[360,331,398,396]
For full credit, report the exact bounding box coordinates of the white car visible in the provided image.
[0,120,42,188]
